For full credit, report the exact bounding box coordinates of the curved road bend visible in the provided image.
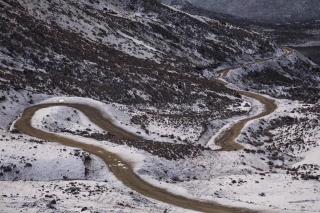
[15,103,253,213]
[213,49,294,151]
[214,87,277,151]
[14,49,293,212]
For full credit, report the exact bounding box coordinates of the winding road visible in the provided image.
[213,48,293,151]
[15,103,252,213]
[214,71,277,151]
[14,49,293,212]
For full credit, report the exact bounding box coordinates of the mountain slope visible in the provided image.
[1,1,320,212]
[163,0,320,23]
[0,0,279,129]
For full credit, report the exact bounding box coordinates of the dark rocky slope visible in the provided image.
[0,0,280,131]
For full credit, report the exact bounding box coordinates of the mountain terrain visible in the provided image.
[163,0,320,23]
[164,0,320,66]
[0,0,320,212]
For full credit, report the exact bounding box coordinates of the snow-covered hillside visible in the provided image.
[163,0,320,23]
[0,0,278,123]
[224,50,320,102]
[1,0,320,212]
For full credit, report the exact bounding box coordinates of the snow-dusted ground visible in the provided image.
[295,147,320,166]
[0,130,107,181]
[182,173,320,213]
[0,74,319,212]
[0,133,190,213]
[205,94,264,149]
[0,97,193,212]
[38,96,207,144]
[0,89,50,130]
[1,0,319,212]
[140,99,320,213]
[2,95,319,212]
[1,165,190,213]
[1,180,184,213]
[32,106,104,134]
[223,50,320,102]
